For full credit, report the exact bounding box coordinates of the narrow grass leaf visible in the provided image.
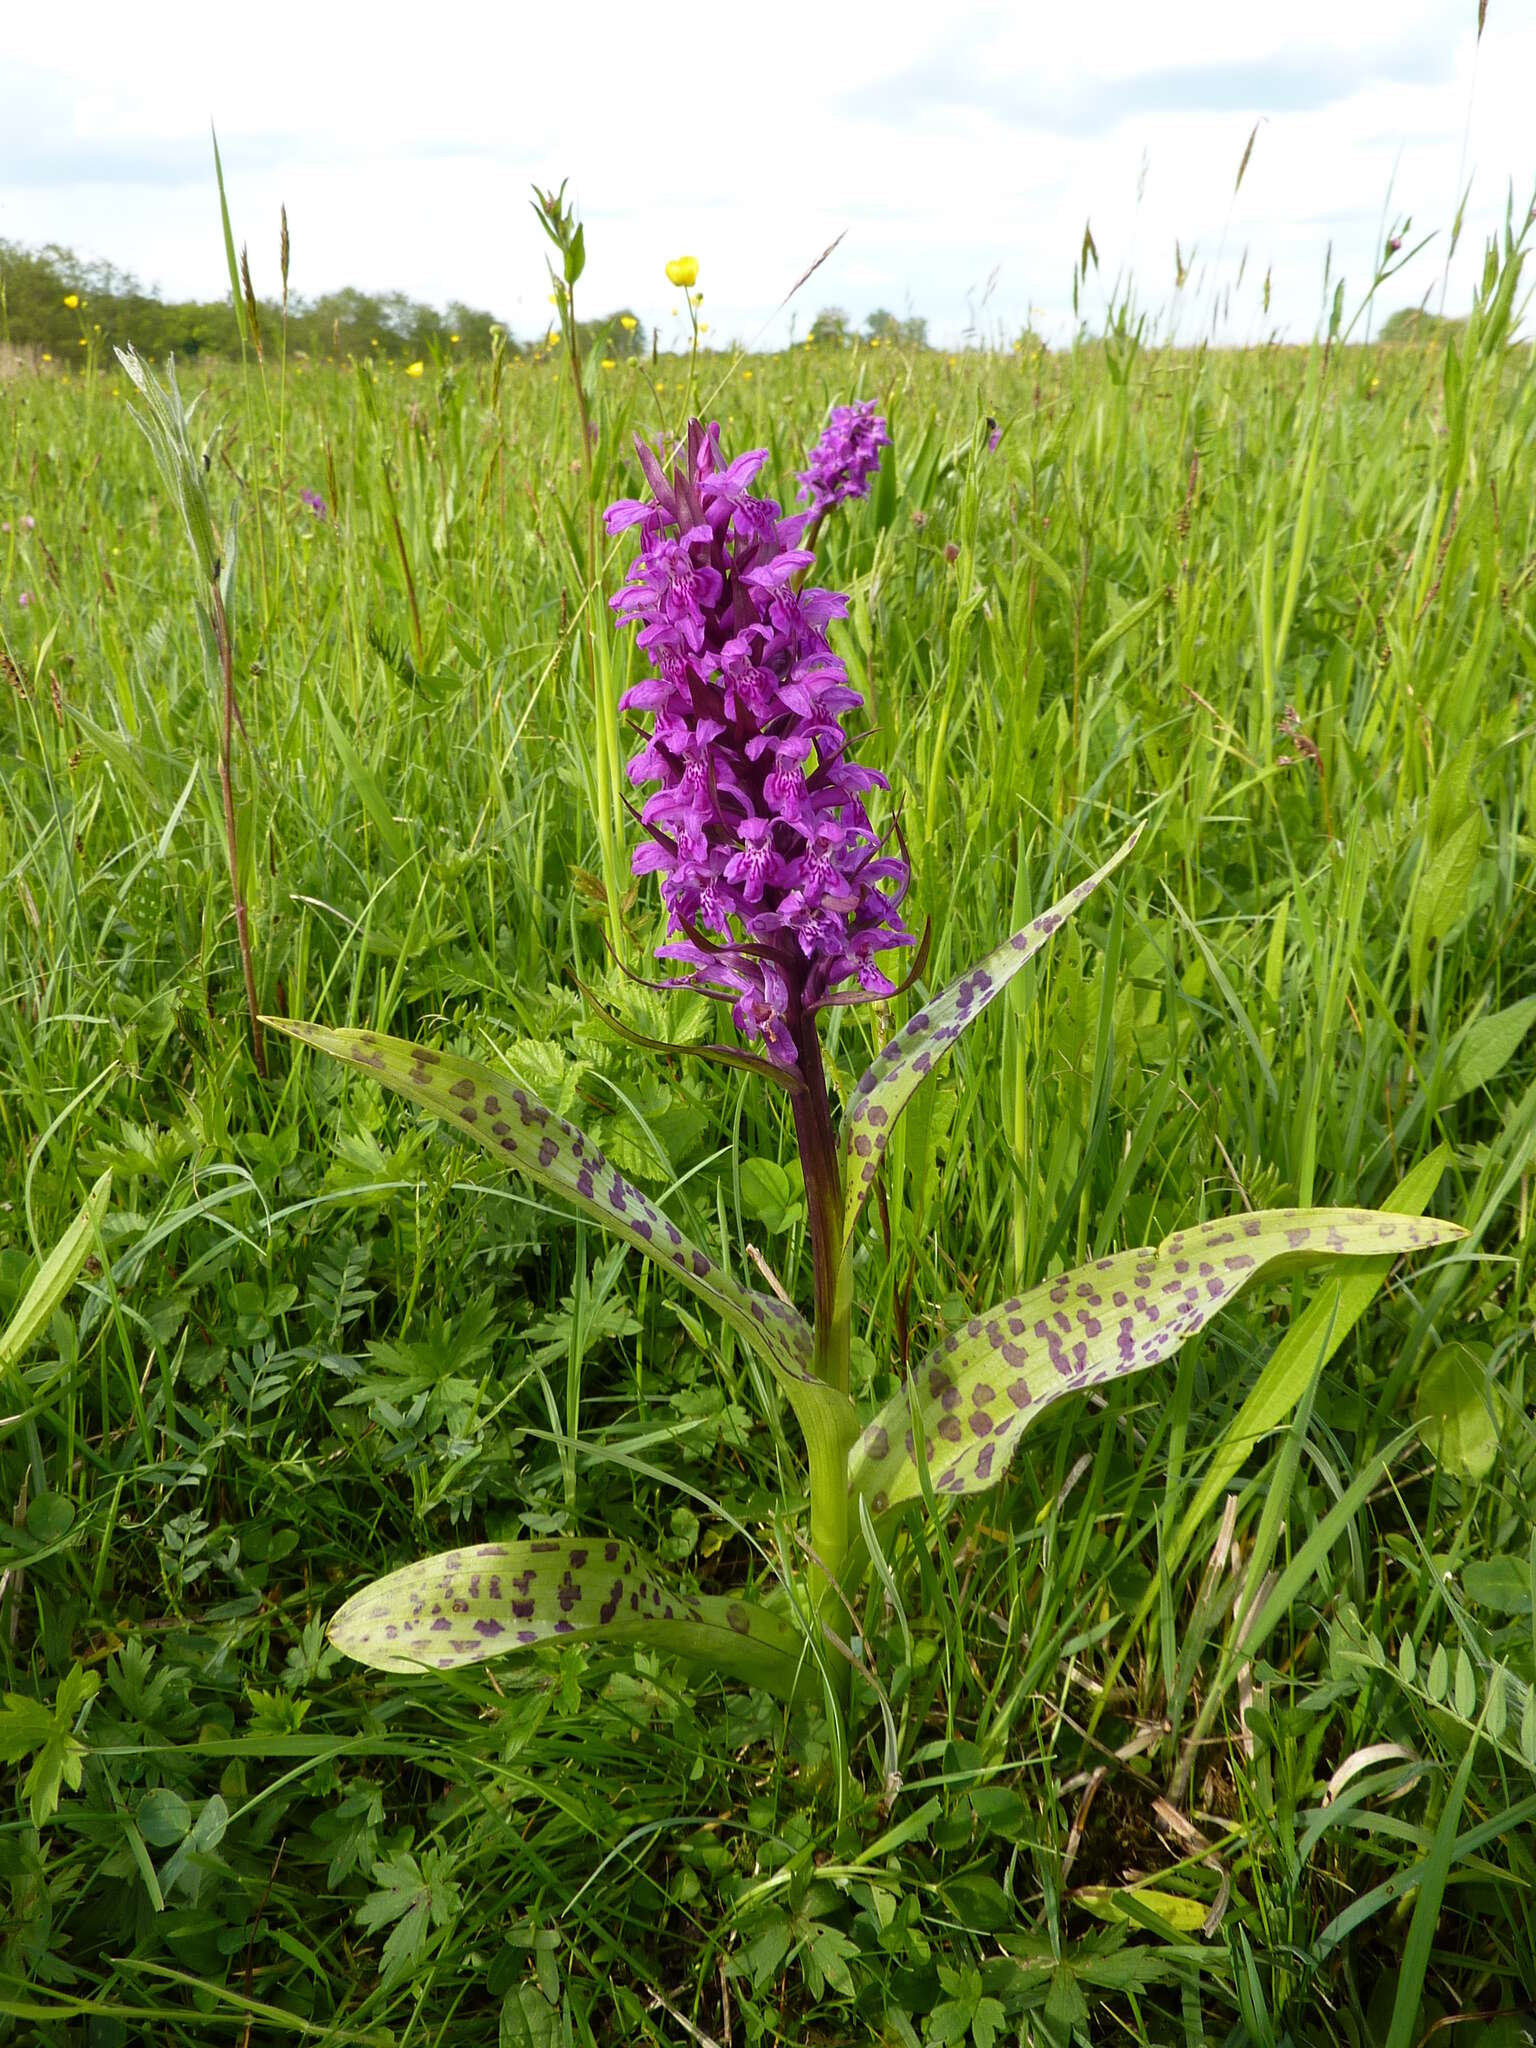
[1171,1145,1453,1559]
[1384,1703,1484,2048]
[0,1170,111,1376]
[841,826,1142,1247]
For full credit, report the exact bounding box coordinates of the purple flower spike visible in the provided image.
[606,419,913,1070]
[796,400,891,518]
[300,489,328,520]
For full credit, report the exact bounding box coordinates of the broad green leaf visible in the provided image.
[840,827,1142,1247]
[136,1787,192,1846]
[356,1846,461,1988]
[1075,1885,1209,1934]
[1415,1341,1499,1480]
[0,1663,99,1828]
[329,1537,816,1702]
[0,1170,111,1377]
[1461,1558,1531,1615]
[1410,808,1482,1000]
[1441,997,1536,1104]
[266,1021,840,1442]
[158,1791,229,1905]
[850,1207,1461,1512]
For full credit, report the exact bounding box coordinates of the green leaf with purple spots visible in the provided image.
[329,1538,816,1702]
[840,827,1143,1248]
[266,1019,822,1410]
[849,1207,1463,1512]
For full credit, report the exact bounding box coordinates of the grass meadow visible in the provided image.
[2,227,1535,2045]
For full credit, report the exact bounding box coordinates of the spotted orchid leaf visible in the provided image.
[849,1206,1463,1513]
[329,1537,816,1702]
[266,1020,830,1419]
[840,827,1143,1248]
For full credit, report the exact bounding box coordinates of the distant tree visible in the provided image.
[443,302,504,355]
[577,309,644,359]
[866,307,928,347]
[0,238,518,364]
[1379,307,1466,345]
[808,306,851,348]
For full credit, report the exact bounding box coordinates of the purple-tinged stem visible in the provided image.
[789,982,846,1394]
[788,980,857,1666]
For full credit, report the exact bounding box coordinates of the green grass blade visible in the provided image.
[1169,1145,1454,1564]
[0,1170,111,1376]
[841,825,1143,1248]
[314,685,413,869]
[210,125,246,355]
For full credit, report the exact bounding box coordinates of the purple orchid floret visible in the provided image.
[795,400,891,518]
[606,418,913,1069]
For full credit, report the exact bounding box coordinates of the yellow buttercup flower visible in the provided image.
[665,255,698,288]
[619,315,637,331]
[42,352,52,363]
[406,360,424,378]
[601,358,615,369]
[63,293,79,309]
[450,333,460,344]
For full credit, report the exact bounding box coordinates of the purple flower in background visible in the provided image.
[300,489,327,520]
[17,591,32,608]
[796,401,891,519]
[986,418,1002,452]
[606,419,912,1070]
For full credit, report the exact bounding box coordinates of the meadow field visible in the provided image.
[2,225,1535,2046]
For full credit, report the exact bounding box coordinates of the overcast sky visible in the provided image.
[3,0,1532,349]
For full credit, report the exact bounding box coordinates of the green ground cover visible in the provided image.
[2,224,1534,2044]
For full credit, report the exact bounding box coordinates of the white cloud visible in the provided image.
[1,0,1530,347]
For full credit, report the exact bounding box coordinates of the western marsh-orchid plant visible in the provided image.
[267,416,1461,1714]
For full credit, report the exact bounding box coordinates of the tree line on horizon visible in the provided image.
[0,240,650,365]
[1,238,1465,368]
[0,240,952,365]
